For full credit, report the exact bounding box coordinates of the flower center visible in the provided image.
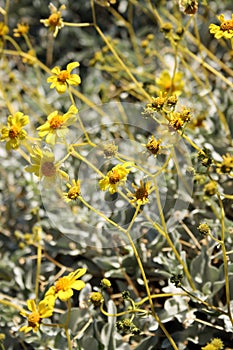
[135,187,148,201]
[55,276,69,292]
[49,115,64,129]
[109,170,120,184]
[146,139,160,155]
[68,186,80,199]
[28,311,40,326]
[220,20,233,32]
[41,162,56,177]
[9,126,20,139]
[48,13,60,27]
[58,70,69,82]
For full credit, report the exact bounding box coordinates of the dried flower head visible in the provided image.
[179,0,198,15]
[145,135,161,156]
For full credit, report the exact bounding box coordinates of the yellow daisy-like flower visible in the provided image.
[45,268,86,303]
[128,180,152,205]
[209,14,233,40]
[47,62,81,94]
[0,22,9,37]
[156,70,184,96]
[37,105,78,145]
[217,153,233,174]
[13,23,29,37]
[1,112,29,150]
[99,162,134,194]
[40,3,66,38]
[63,179,81,202]
[25,146,69,185]
[19,299,54,334]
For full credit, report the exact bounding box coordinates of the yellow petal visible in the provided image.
[67,62,80,72]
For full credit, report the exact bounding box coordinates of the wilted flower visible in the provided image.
[25,146,69,185]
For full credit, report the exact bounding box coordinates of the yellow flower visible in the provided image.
[156,70,184,96]
[128,180,152,205]
[45,268,86,302]
[19,299,54,333]
[47,62,81,93]
[40,3,66,37]
[99,162,134,194]
[25,146,69,185]
[204,181,218,196]
[217,153,233,174]
[37,105,78,145]
[202,338,224,350]
[209,14,233,40]
[89,292,104,306]
[1,112,29,150]
[13,23,29,37]
[63,179,81,202]
[0,22,9,37]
